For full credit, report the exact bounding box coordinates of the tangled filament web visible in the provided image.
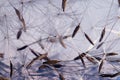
[0,0,120,80]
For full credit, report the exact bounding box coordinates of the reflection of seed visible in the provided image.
[59,36,66,48]
[48,37,56,43]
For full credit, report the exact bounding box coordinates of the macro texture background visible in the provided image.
[0,0,120,80]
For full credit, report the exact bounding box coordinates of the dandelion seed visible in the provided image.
[26,53,48,68]
[0,76,9,80]
[100,74,114,77]
[118,0,120,6]
[78,56,85,68]
[20,17,26,32]
[39,65,49,69]
[96,42,104,49]
[74,53,86,68]
[38,42,44,49]
[48,36,57,43]
[85,56,97,64]
[17,45,28,51]
[17,28,22,39]
[13,7,21,20]
[59,74,65,80]
[0,53,4,58]
[29,48,39,57]
[84,32,94,45]
[94,57,101,61]
[10,61,13,78]
[63,35,71,39]
[72,23,80,38]
[99,27,105,42]
[43,60,61,65]
[59,36,66,48]
[100,72,120,77]
[13,7,26,32]
[99,60,104,73]
[62,0,67,12]
[109,59,120,62]
[106,52,118,56]
[74,53,86,60]
[52,64,63,68]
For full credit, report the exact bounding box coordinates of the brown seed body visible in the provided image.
[59,74,65,80]
[74,53,86,68]
[99,28,105,42]
[17,45,28,51]
[17,29,22,39]
[43,60,61,65]
[118,0,120,6]
[10,61,13,78]
[96,42,104,49]
[62,0,67,12]
[72,24,80,38]
[84,32,94,45]
[99,60,104,73]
